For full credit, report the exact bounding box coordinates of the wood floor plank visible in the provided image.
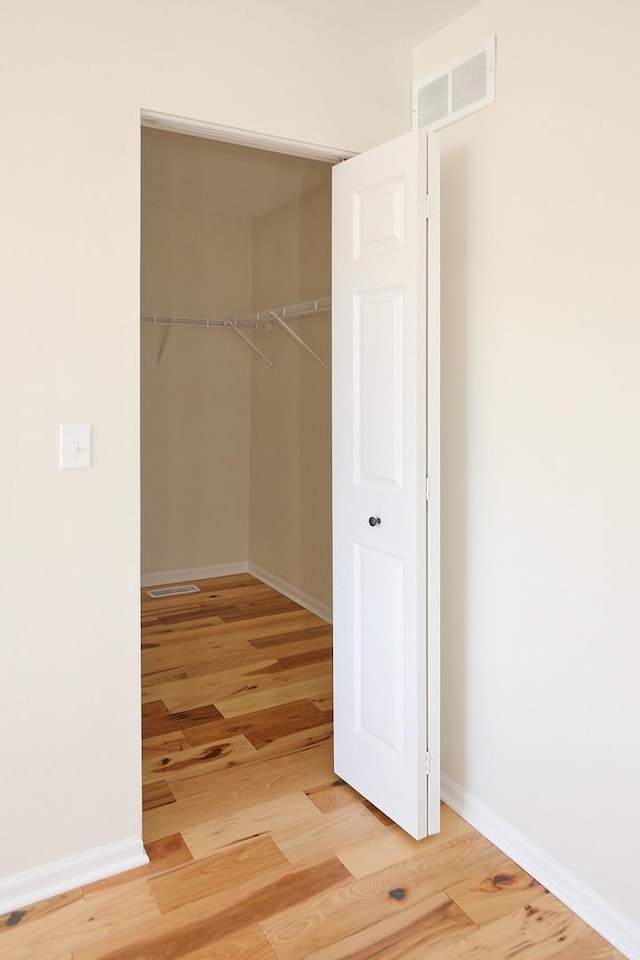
[82,877,161,932]
[182,792,322,860]
[335,804,475,879]
[73,858,350,960]
[214,596,304,622]
[182,638,331,680]
[142,700,224,739]
[145,608,323,642]
[148,659,283,713]
[143,833,195,874]
[0,895,112,960]
[142,779,177,811]
[255,647,333,671]
[545,928,628,960]
[181,643,287,679]
[260,832,501,960]
[271,802,382,865]
[240,722,333,763]
[142,739,336,842]
[310,691,333,712]
[78,873,294,960]
[143,644,267,695]
[181,698,326,749]
[181,924,279,960]
[159,659,332,715]
[168,737,334,803]
[0,888,82,937]
[141,729,191,755]
[214,671,333,719]
[361,798,395,826]
[194,592,302,617]
[303,892,476,960]
[142,786,282,846]
[183,721,333,774]
[249,624,332,649]
[142,733,257,785]
[246,633,332,660]
[422,892,589,960]
[149,835,288,914]
[141,666,188,688]
[445,857,546,925]
[306,780,373,815]
[81,835,194,897]
[143,592,226,615]
[142,594,312,623]
[156,609,228,626]
[142,611,324,671]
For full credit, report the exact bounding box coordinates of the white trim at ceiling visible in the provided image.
[141,110,354,163]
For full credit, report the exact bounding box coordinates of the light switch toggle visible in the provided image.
[60,424,91,469]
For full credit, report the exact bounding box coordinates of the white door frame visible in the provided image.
[136,102,349,752]
[137,109,439,830]
[141,109,355,163]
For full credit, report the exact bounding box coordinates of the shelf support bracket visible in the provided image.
[156,324,172,368]
[270,312,325,367]
[228,322,274,368]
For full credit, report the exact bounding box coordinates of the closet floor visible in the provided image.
[2,574,625,960]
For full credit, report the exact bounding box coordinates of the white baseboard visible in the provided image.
[0,836,148,914]
[248,563,332,623]
[141,561,249,588]
[441,774,639,960]
[141,560,333,623]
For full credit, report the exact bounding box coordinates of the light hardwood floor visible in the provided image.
[1,574,626,959]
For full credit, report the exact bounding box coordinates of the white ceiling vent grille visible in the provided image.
[146,584,201,598]
[412,36,496,132]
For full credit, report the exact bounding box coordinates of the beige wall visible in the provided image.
[141,200,252,575]
[414,0,640,932]
[250,183,332,611]
[0,0,408,895]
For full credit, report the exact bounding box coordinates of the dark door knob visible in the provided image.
[368,516,381,527]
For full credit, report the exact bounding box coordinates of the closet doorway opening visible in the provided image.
[139,120,344,824]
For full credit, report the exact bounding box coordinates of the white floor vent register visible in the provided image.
[146,584,201,598]
[413,36,496,132]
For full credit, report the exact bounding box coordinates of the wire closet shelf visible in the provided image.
[141,296,331,332]
[141,297,331,368]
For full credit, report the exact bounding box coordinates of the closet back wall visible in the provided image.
[141,134,253,578]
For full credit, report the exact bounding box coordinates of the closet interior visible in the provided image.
[140,127,334,618]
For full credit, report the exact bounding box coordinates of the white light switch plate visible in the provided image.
[60,424,91,469]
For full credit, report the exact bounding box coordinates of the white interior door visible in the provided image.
[332,129,440,839]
